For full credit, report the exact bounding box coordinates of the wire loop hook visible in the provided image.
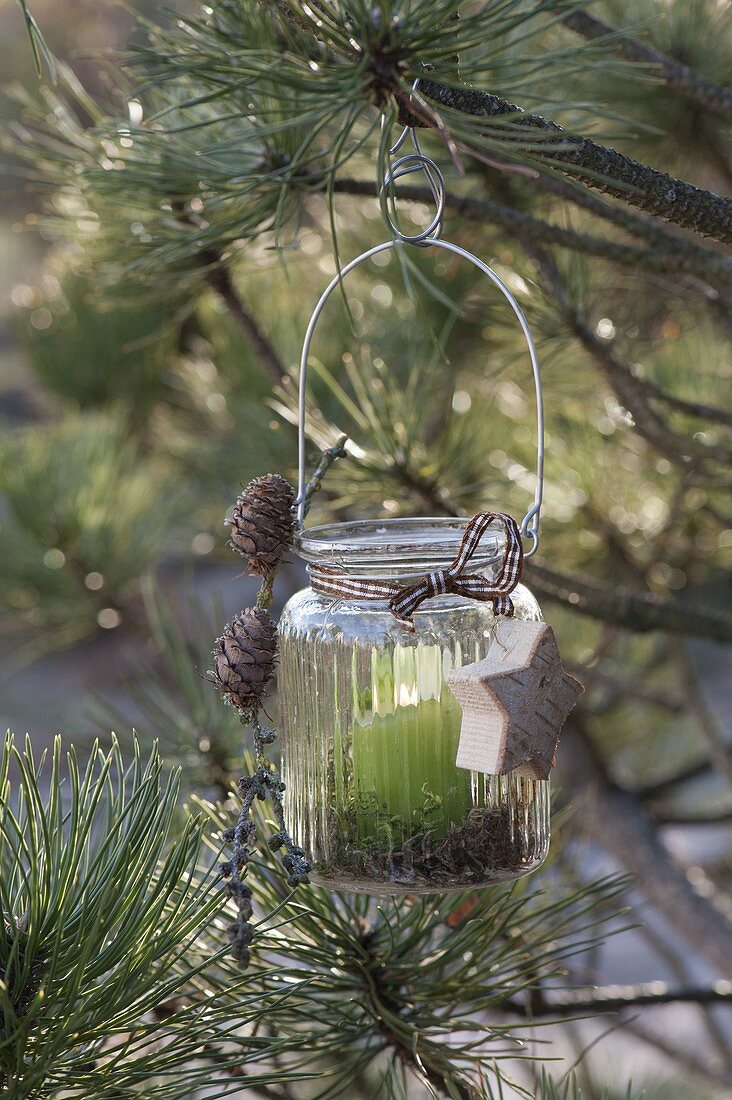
[380,94,445,245]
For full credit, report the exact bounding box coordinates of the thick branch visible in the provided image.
[624,1020,732,1090]
[528,561,732,644]
[333,177,732,287]
[418,77,732,243]
[636,758,712,800]
[641,374,732,429]
[569,664,685,714]
[206,265,285,387]
[653,806,732,826]
[673,638,732,788]
[507,981,732,1017]
[177,199,286,389]
[475,150,731,259]
[561,720,732,973]
[561,9,732,122]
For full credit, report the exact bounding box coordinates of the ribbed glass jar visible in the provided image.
[278,518,550,894]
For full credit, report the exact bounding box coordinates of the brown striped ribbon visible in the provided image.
[309,512,524,632]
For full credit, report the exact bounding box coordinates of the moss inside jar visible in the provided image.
[278,517,550,894]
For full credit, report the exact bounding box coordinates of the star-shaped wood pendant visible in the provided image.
[447,620,583,780]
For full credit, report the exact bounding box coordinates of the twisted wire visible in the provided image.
[380,116,446,245]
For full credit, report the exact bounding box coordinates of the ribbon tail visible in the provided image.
[492,593,515,617]
[451,575,517,619]
[388,580,430,630]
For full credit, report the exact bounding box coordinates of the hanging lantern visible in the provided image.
[278,119,581,894]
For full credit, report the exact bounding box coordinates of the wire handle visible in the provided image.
[295,131,545,557]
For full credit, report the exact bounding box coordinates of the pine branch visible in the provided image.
[652,806,732,826]
[562,719,732,974]
[262,0,732,241]
[569,664,685,715]
[418,77,732,243]
[333,177,732,287]
[205,264,286,387]
[507,981,732,1016]
[635,758,712,801]
[356,925,485,1100]
[560,8,732,122]
[229,862,629,1097]
[527,561,732,644]
[480,183,731,466]
[622,1020,732,1091]
[640,374,732,429]
[558,291,730,465]
[673,637,732,788]
[0,736,294,1096]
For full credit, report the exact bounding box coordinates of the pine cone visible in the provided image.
[211,608,277,712]
[227,474,295,577]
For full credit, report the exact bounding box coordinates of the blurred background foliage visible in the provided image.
[1,0,731,1095]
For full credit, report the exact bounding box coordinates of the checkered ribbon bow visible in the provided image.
[309,511,524,632]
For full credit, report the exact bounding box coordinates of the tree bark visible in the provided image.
[561,8,732,122]
[418,77,732,243]
[528,561,732,644]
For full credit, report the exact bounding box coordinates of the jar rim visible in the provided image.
[294,516,506,579]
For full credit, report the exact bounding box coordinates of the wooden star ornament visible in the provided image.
[447,620,583,780]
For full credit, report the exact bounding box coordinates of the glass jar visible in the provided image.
[278,517,550,894]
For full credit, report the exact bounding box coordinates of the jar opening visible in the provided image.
[295,517,506,581]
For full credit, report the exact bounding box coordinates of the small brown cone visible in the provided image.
[211,608,277,712]
[227,474,295,577]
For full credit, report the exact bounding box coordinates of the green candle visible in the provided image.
[349,643,473,850]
